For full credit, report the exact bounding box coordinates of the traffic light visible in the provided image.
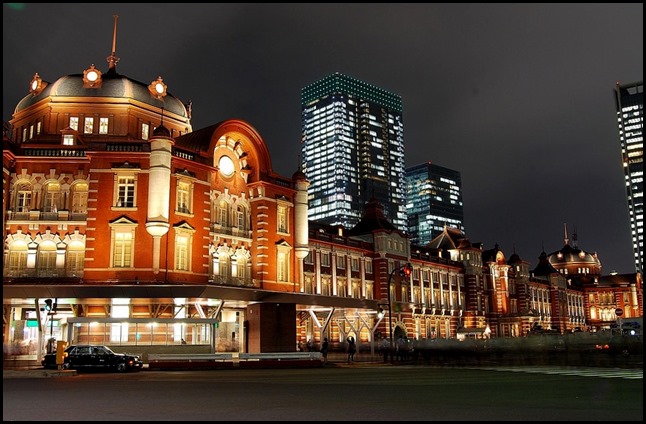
[399,263,412,277]
[44,299,53,312]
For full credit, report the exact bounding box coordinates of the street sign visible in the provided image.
[615,308,623,316]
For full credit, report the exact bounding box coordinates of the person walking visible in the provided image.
[321,337,329,364]
[346,336,356,363]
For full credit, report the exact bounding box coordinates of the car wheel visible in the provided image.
[116,362,127,372]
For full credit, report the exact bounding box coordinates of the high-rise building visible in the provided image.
[406,162,464,245]
[301,72,407,231]
[614,81,644,274]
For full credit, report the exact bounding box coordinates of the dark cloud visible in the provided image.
[3,3,642,273]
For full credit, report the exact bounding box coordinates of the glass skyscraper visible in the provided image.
[406,162,464,245]
[614,81,643,274]
[301,73,407,231]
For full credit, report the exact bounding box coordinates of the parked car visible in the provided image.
[42,344,143,372]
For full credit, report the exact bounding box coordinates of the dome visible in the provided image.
[547,244,600,268]
[14,72,189,119]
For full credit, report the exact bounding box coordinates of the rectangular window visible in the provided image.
[142,123,150,140]
[277,205,288,233]
[84,117,94,134]
[63,134,74,145]
[304,250,314,265]
[351,257,359,272]
[36,121,42,135]
[113,232,133,268]
[177,181,190,214]
[16,187,32,212]
[321,252,330,267]
[99,117,109,134]
[117,176,135,207]
[39,250,57,272]
[69,117,79,131]
[337,256,345,269]
[236,206,245,230]
[277,252,288,282]
[67,251,85,274]
[175,235,189,271]
[72,184,88,213]
[8,251,28,272]
[22,128,27,142]
[218,202,228,226]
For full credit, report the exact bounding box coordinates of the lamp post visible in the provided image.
[378,262,412,363]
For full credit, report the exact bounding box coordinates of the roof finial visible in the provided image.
[107,15,120,73]
[563,223,569,246]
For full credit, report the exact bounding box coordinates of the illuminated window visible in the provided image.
[84,117,94,134]
[99,117,109,134]
[71,182,88,214]
[110,299,130,343]
[112,230,134,268]
[277,252,289,282]
[67,241,85,276]
[176,181,191,214]
[277,205,288,233]
[69,117,79,131]
[116,176,136,208]
[63,134,74,145]
[38,241,57,274]
[142,123,150,140]
[7,242,28,275]
[42,181,61,213]
[175,233,191,271]
[15,183,32,212]
[236,205,246,230]
[217,201,229,227]
[218,253,230,279]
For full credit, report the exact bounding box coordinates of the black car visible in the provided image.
[42,344,143,372]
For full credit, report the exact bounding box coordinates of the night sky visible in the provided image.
[3,3,643,274]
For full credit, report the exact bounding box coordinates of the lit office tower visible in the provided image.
[406,162,464,245]
[614,81,644,274]
[301,73,406,230]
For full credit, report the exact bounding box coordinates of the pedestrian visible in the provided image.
[346,336,356,363]
[380,337,390,363]
[321,337,329,364]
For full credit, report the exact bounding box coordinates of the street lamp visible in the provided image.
[379,262,412,363]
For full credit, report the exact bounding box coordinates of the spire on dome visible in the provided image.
[106,15,120,74]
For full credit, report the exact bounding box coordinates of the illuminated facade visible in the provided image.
[614,81,644,274]
[2,19,641,364]
[301,73,407,231]
[406,162,464,245]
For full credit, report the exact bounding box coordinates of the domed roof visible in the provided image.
[547,244,601,268]
[14,72,189,119]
